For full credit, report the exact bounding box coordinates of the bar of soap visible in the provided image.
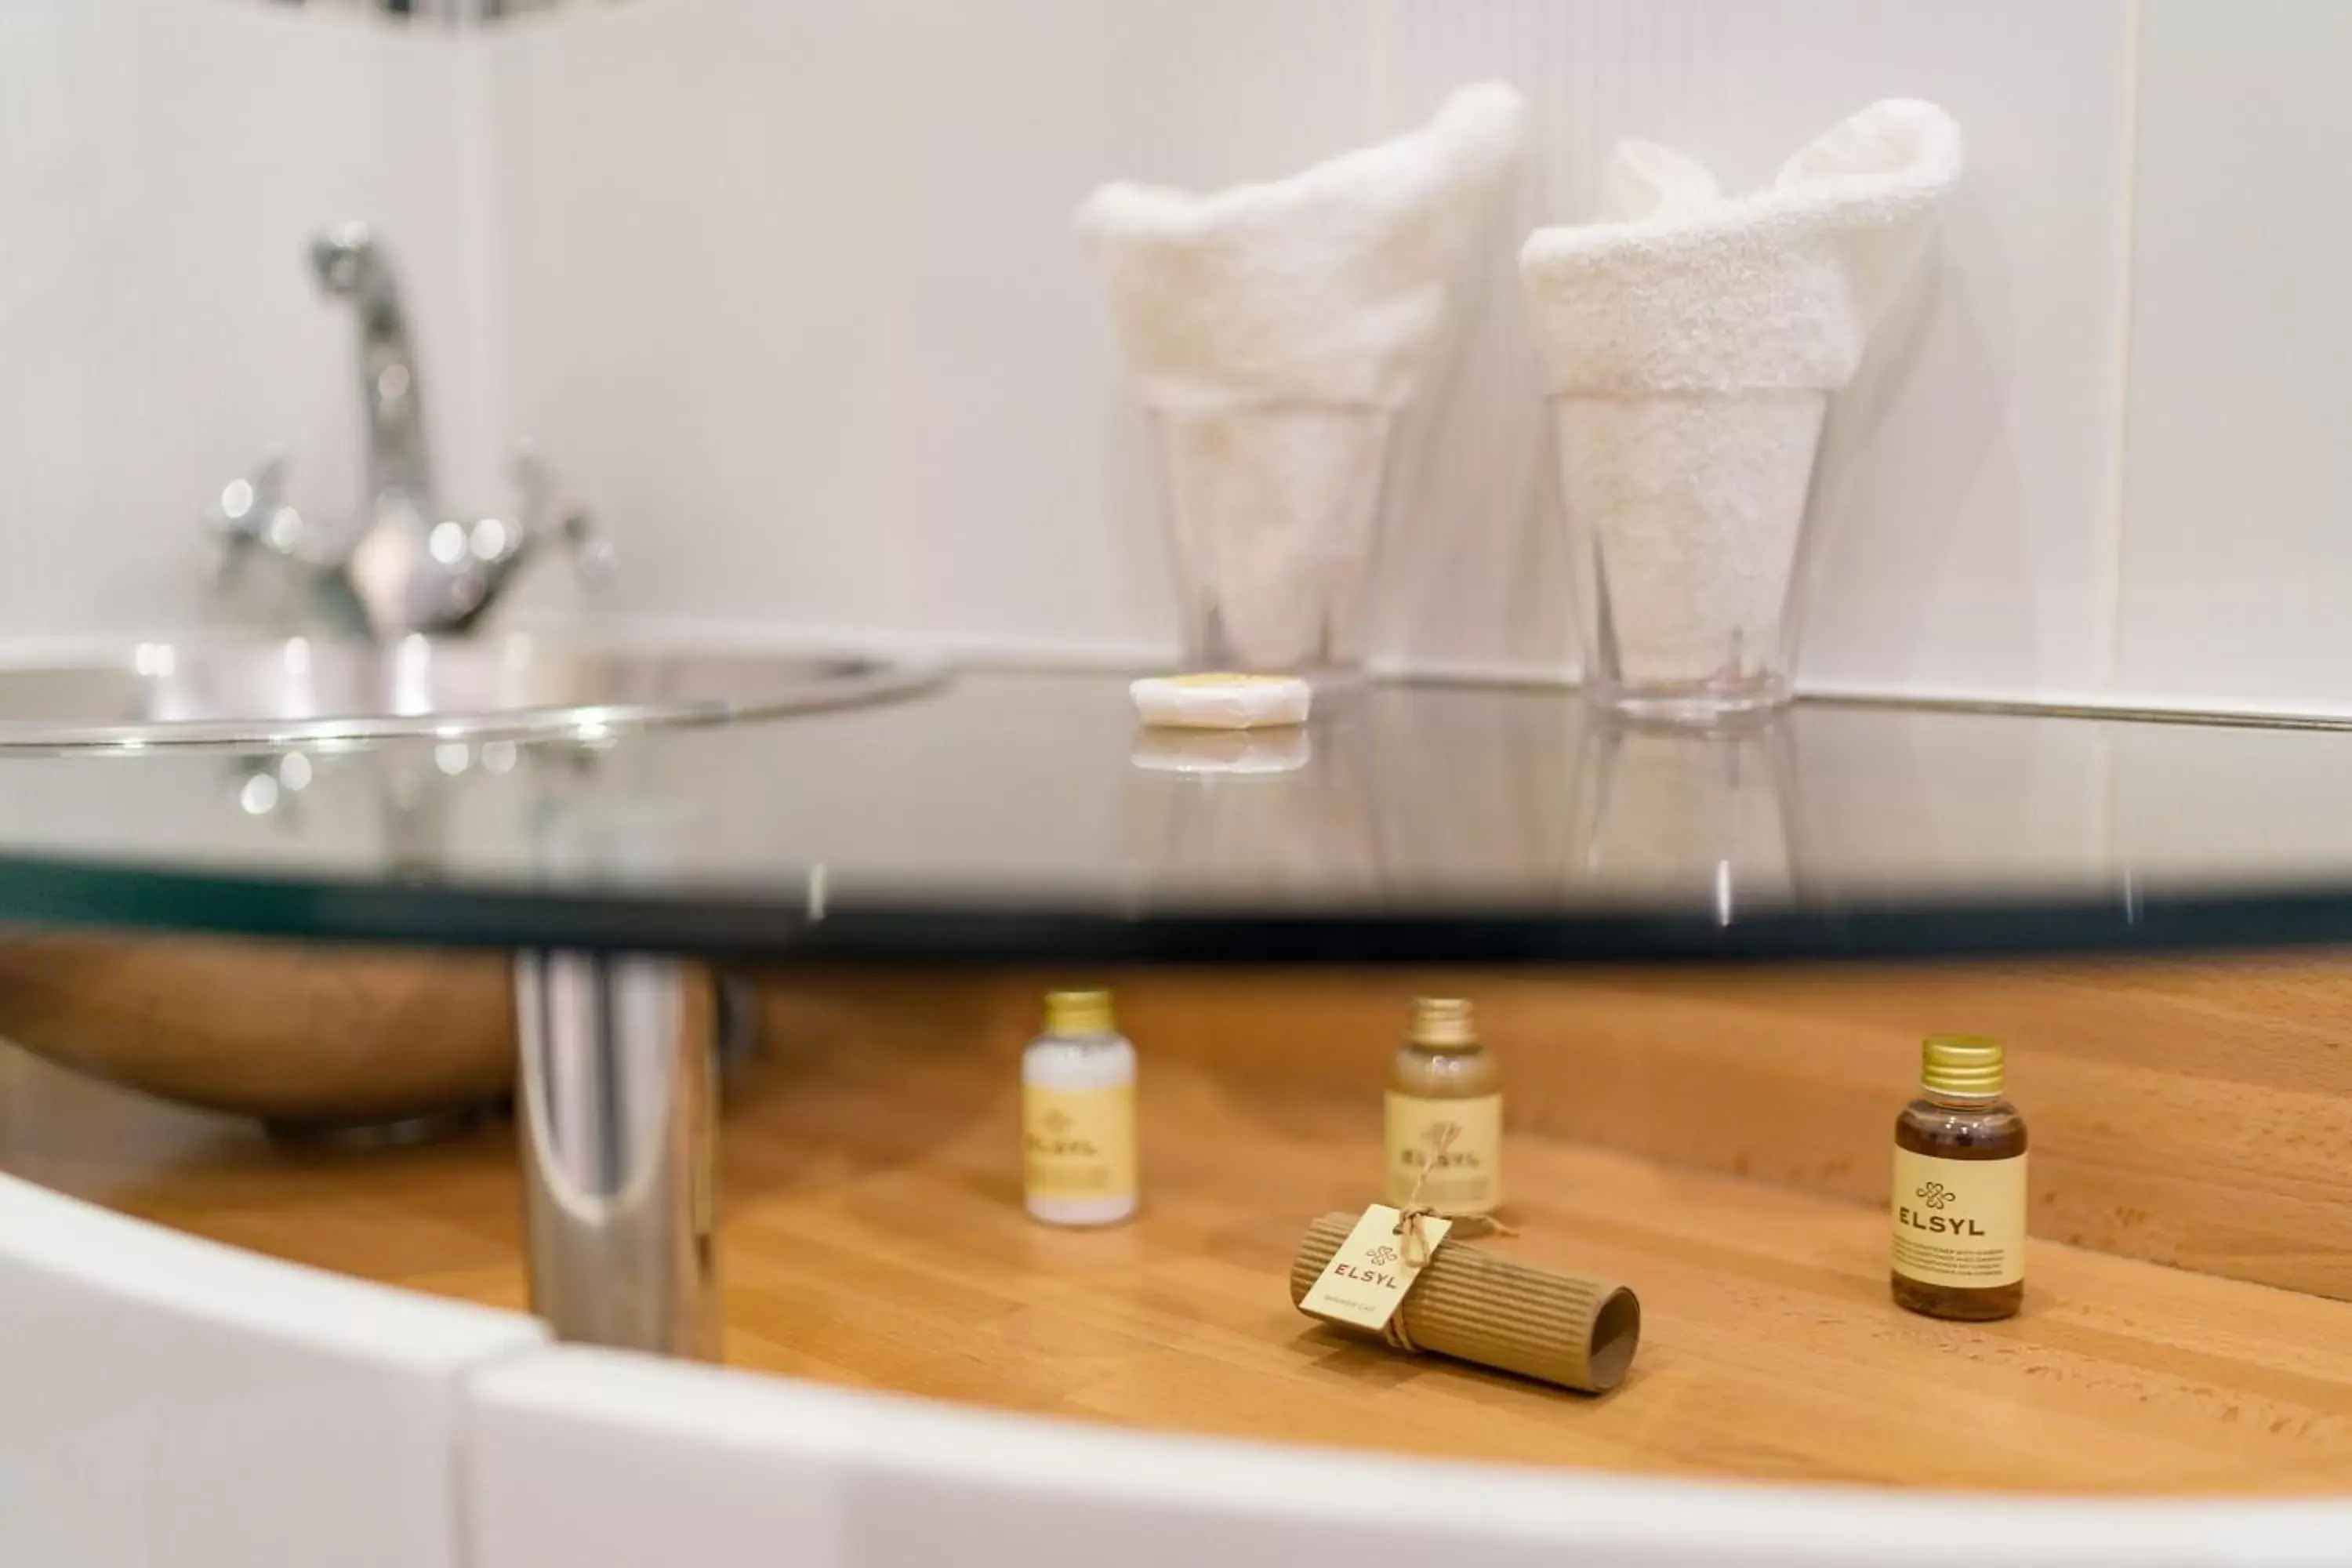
[1131,673,1311,730]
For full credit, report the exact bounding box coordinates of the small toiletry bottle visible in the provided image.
[1022,989,1138,1227]
[1891,1034,2027,1321]
[1385,996,1502,1218]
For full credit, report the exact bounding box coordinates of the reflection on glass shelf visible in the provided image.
[1570,720,1795,916]
[2,670,2352,957]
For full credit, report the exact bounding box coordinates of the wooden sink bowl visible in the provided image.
[0,928,514,1132]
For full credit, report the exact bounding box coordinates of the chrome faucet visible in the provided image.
[313,223,434,528]
[208,223,608,639]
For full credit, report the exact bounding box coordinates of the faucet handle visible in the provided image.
[514,444,614,587]
[206,448,310,564]
[310,222,383,300]
[560,509,616,586]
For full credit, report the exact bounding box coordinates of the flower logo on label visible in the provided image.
[1366,1244,1399,1266]
[1916,1181,1955,1210]
[1043,1110,1072,1134]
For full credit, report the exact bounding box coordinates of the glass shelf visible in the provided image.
[0,668,2347,962]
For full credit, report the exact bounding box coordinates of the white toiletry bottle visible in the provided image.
[1022,989,1138,1226]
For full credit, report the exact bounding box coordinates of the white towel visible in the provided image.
[1076,83,1530,409]
[1076,85,1528,672]
[1519,98,1965,396]
[1516,100,1963,699]
[1592,137,1722,228]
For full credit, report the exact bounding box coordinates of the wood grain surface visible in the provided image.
[8,992,2352,1496]
[758,962,2352,1301]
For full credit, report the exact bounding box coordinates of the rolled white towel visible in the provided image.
[1592,137,1722,227]
[1076,83,1530,409]
[1078,85,1528,675]
[1519,99,1965,395]
[1517,100,1963,702]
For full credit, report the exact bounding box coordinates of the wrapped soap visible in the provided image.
[1131,673,1312,730]
[1130,727,1311,776]
[1289,1210,1639,1394]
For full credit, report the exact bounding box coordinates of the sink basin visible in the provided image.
[0,635,941,749]
[0,931,517,1136]
[0,636,940,1134]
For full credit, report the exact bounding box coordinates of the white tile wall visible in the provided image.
[486,0,2141,698]
[31,0,2352,717]
[490,0,1375,655]
[1377,0,2140,698]
[2114,1,2352,716]
[876,0,1377,660]
[0,0,496,640]
[490,0,902,637]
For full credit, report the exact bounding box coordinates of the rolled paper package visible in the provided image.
[1289,1211,1640,1394]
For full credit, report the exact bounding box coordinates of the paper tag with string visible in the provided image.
[1297,1204,1454,1333]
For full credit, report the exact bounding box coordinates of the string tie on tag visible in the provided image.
[1385,1123,1514,1352]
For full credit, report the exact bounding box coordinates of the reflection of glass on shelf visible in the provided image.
[1569,717,1799,913]
[1123,716,1376,898]
[34,670,2352,960]
[1356,686,1581,895]
[208,728,682,882]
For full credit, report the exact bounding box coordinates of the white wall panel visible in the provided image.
[1380,0,2139,697]
[489,0,902,637]
[489,0,2136,695]
[0,0,494,639]
[2114,0,2352,716]
[877,0,1377,661]
[40,0,2341,721]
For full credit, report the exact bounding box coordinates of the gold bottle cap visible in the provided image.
[1920,1033,2004,1097]
[1410,996,1478,1050]
[1044,989,1114,1037]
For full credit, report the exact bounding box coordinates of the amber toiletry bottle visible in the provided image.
[1891,1034,2027,1321]
[1385,996,1502,1218]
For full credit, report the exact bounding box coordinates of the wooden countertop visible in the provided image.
[6,1037,2352,1494]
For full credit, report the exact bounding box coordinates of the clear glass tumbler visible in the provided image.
[1152,404,1396,684]
[1552,389,1829,725]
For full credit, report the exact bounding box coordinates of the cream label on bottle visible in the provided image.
[1891,1149,2027,1288]
[1385,1093,1502,1215]
[1022,1083,1136,1202]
